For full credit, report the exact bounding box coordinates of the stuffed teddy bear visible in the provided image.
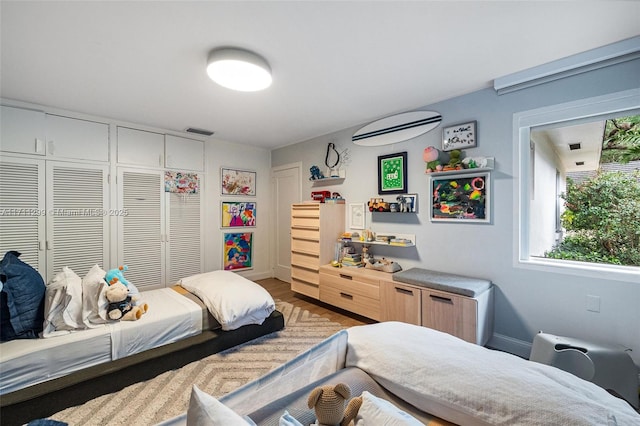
[307,383,361,426]
[105,265,146,309]
[105,282,145,321]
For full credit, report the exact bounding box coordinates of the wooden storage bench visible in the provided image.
[383,268,494,345]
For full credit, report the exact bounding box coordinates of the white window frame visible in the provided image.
[513,88,640,282]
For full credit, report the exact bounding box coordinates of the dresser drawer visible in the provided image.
[291,252,319,270]
[320,285,380,321]
[291,265,319,285]
[291,238,319,254]
[320,271,379,300]
[291,227,320,241]
[291,216,319,228]
[319,266,380,286]
[291,205,320,217]
[291,278,319,299]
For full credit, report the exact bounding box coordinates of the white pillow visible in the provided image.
[82,264,109,327]
[279,410,303,426]
[354,391,423,426]
[180,270,275,331]
[187,385,252,426]
[42,266,84,337]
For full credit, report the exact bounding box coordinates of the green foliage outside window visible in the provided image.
[545,171,640,266]
[601,115,640,164]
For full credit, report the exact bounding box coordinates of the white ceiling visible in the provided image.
[533,121,606,173]
[1,1,639,150]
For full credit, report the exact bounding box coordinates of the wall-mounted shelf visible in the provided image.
[425,157,494,177]
[310,176,345,186]
[341,233,415,247]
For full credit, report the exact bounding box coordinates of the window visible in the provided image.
[514,89,640,281]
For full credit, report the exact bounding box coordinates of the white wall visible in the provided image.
[529,134,563,257]
[203,139,272,281]
[271,58,640,366]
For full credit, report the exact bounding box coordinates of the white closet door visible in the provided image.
[46,161,109,281]
[0,106,46,155]
[45,114,109,162]
[118,168,165,289]
[0,156,45,273]
[166,191,202,284]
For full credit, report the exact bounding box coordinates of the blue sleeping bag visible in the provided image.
[0,251,46,341]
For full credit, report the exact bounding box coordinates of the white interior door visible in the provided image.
[271,163,301,282]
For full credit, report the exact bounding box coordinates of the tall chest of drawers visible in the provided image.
[290,203,344,298]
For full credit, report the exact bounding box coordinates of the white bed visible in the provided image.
[0,287,203,395]
[1,270,278,398]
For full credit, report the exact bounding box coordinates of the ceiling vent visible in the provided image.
[569,143,582,150]
[185,127,214,136]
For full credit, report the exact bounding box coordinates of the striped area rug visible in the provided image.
[50,300,345,425]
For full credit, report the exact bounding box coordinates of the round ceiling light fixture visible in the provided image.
[206,47,272,92]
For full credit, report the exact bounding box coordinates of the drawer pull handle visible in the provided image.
[395,287,414,296]
[430,295,453,303]
[339,274,353,280]
[340,292,353,300]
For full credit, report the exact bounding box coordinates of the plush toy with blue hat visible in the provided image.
[105,265,146,311]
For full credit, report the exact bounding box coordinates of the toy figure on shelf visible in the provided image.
[423,146,442,173]
[309,165,325,180]
[443,149,464,171]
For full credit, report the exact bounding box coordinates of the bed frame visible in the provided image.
[0,310,285,426]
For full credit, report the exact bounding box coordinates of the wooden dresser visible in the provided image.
[290,203,344,298]
[318,264,382,321]
[379,270,494,346]
[317,264,493,346]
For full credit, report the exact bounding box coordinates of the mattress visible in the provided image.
[0,286,207,395]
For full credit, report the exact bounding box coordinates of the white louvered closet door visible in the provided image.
[46,161,109,281]
[0,156,46,273]
[166,191,202,284]
[118,169,165,290]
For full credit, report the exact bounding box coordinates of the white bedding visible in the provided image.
[0,287,203,396]
[0,326,112,395]
[346,322,640,426]
[109,288,202,359]
[180,270,275,331]
[157,323,640,426]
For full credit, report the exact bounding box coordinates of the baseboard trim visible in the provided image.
[487,333,532,359]
[241,270,273,281]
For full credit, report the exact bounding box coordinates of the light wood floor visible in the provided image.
[255,277,376,328]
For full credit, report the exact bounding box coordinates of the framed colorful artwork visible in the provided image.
[377,151,407,195]
[164,171,199,193]
[223,232,253,270]
[430,172,490,223]
[221,201,256,228]
[221,168,256,196]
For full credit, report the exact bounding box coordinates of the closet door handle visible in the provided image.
[429,294,452,303]
[395,287,414,296]
[35,139,44,154]
[339,274,353,280]
[340,292,353,300]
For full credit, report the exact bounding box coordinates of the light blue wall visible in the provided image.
[272,58,640,365]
